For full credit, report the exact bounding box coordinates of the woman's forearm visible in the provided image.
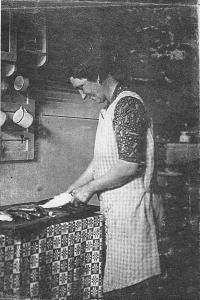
[89,159,139,193]
[70,159,139,205]
[67,159,95,192]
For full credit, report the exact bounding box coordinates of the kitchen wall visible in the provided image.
[1,2,198,206]
[0,90,104,206]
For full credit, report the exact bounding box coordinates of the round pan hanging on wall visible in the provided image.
[14,75,29,91]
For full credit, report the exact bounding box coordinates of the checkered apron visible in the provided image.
[93,91,161,293]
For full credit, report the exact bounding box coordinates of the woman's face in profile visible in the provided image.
[70,77,106,103]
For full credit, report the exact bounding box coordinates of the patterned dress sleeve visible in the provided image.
[113,96,147,163]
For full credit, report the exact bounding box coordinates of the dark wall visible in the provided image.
[38,6,198,87]
[32,5,198,140]
[3,4,199,145]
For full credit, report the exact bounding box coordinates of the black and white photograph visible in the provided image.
[0,0,199,299]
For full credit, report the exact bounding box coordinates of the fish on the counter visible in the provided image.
[3,203,49,221]
[0,192,73,222]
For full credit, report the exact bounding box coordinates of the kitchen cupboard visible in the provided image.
[166,143,199,165]
[17,13,47,68]
[1,11,17,77]
[1,11,17,63]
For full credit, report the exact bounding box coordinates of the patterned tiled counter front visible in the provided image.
[0,208,103,300]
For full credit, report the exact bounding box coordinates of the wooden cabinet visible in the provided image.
[166,143,199,165]
[1,11,17,77]
[17,13,47,68]
[1,11,17,63]
[155,142,199,168]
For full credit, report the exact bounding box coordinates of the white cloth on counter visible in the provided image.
[40,192,73,208]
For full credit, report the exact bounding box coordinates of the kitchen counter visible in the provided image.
[0,202,100,236]
[0,203,104,300]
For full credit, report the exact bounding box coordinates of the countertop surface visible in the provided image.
[0,201,100,235]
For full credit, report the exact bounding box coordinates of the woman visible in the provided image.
[67,59,160,299]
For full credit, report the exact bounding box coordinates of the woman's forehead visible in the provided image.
[70,77,87,87]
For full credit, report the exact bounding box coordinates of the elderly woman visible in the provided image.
[67,58,160,299]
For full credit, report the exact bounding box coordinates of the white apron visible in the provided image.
[93,91,161,293]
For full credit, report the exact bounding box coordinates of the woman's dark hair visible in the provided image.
[68,56,116,83]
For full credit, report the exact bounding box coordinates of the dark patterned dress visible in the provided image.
[112,84,148,166]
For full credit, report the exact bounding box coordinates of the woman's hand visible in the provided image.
[71,182,96,207]
[66,185,76,195]
[66,159,95,197]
